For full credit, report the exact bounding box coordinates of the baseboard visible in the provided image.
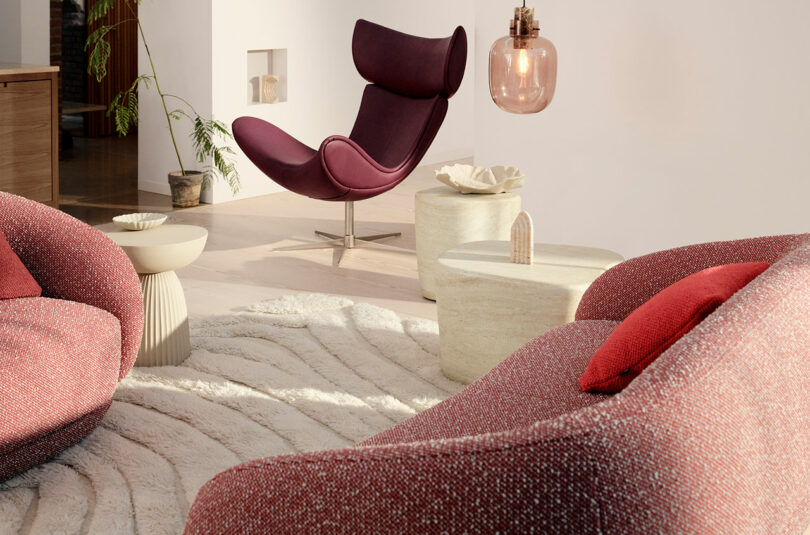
[138,179,171,196]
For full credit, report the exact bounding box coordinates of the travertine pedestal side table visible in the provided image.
[107,225,208,366]
[436,240,623,383]
[415,186,521,300]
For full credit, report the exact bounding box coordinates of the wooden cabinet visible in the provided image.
[0,65,59,207]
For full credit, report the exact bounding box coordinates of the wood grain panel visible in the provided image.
[86,0,138,137]
[0,79,54,202]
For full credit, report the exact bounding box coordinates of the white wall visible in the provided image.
[208,0,475,203]
[138,0,213,197]
[0,0,22,63]
[0,0,49,65]
[20,0,49,64]
[474,0,810,258]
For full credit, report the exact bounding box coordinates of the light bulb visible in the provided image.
[518,48,529,75]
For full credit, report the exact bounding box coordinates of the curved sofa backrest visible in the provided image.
[576,233,810,322]
[0,193,144,379]
[541,238,810,532]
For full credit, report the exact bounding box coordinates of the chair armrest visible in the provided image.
[0,193,143,379]
[575,233,809,322]
[185,430,598,534]
[319,135,399,191]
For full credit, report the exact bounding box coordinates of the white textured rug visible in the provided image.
[0,294,462,535]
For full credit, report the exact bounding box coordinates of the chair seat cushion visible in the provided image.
[361,320,619,446]
[0,297,122,458]
[232,117,349,200]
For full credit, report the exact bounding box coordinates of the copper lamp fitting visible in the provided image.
[509,7,540,48]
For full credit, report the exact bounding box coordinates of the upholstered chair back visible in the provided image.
[348,19,467,170]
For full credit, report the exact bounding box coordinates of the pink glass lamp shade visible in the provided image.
[489,6,557,114]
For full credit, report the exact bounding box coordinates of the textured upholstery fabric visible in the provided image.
[347,85,446,170]
[0,192,143,378]
[0,193,143,482]
[0,228,41,299]
[186,236,810,534]
[580,262,770,393]
[352,19,467,98]
[575,233,808,322]
[0,401,112,484]
[233,19,466,203]
[363,320,617,446]
[0,298,121,480]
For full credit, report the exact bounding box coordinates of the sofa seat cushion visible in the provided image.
[0,297,122,457]
[361,320,619,446]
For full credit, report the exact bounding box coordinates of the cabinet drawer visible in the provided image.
[0,79,53,203]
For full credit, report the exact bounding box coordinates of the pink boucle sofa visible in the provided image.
[185,234,810,534]
[0,193,143,482]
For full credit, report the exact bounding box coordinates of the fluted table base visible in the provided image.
[106,225,208,367]
[137,270,191,366]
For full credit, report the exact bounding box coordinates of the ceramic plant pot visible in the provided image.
[168,171,203,208]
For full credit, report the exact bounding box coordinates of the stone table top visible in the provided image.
[437,240,624,289]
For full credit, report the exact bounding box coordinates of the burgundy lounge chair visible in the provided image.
[232,19,467,265]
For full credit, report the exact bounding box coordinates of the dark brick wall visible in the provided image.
[50,0,62,70]
[62,0,86,103]
[50,0,63,149]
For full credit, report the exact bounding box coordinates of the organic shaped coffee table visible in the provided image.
[435,240,623,383]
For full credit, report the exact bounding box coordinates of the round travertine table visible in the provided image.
[415,186,521,300]
[107,224,208,366]
[436,240,624,384]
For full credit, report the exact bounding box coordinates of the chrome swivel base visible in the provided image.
[273,201,413,266]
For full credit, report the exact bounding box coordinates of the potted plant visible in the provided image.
[85,0,240,207]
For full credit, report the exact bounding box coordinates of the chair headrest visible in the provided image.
[352,19,467,99]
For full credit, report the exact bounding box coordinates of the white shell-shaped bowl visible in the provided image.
[112,212,168,231]
[435,164,525,194]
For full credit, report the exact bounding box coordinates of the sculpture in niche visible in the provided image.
[510,211,534,264]
[261,74,280,104]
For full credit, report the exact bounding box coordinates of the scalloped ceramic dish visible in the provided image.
[435,164,525,194]
[112,212,168,231]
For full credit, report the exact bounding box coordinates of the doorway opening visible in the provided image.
[52,0,170,225]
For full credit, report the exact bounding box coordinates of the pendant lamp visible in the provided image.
[489,2,557,114]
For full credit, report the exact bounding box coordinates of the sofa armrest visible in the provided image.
[575,233,809,322]
[0,193,143,379]
[185,430,598,534]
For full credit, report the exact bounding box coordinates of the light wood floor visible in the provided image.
[95,158,471,322]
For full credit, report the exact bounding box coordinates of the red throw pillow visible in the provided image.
[579,262,770,393]
[0,228,41,299]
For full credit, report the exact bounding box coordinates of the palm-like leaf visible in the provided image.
[87,0,118,23]
[85,26,113,82]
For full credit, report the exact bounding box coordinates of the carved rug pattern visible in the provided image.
[0,294,461,534]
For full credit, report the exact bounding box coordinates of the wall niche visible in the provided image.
[247,48,287,105]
